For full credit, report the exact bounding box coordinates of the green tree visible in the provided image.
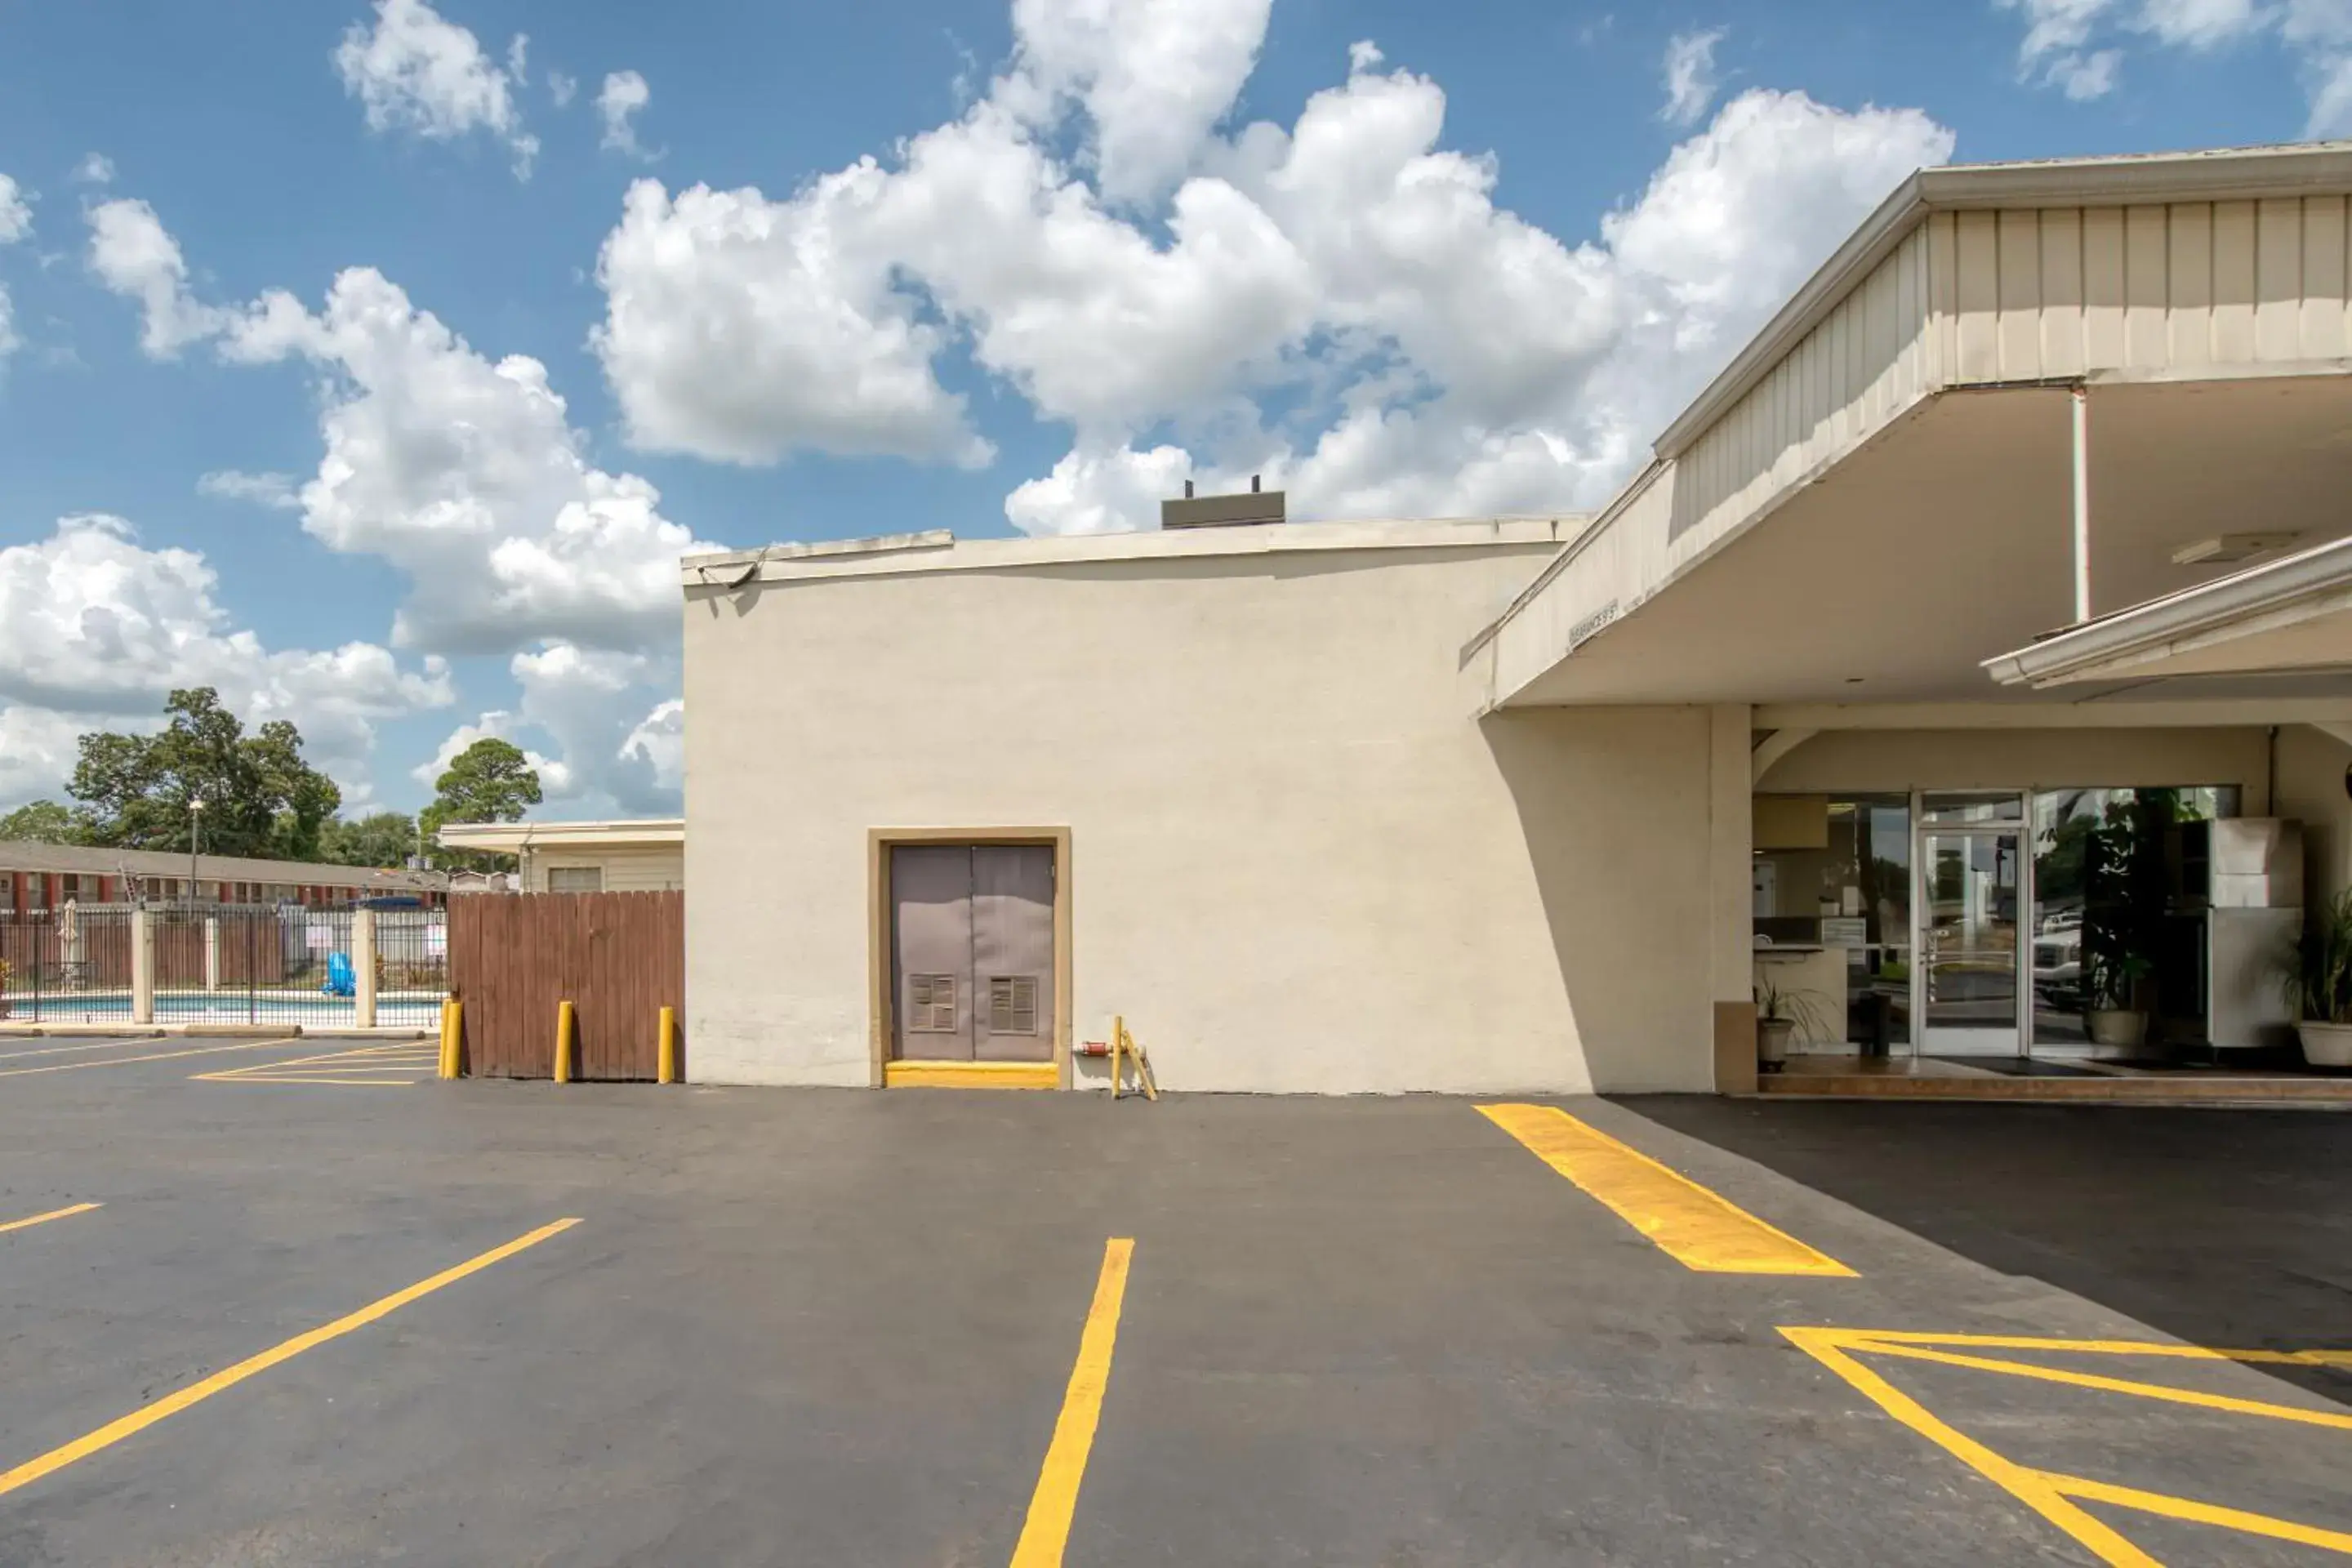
[66,688,343,861]
[320,811,421,869]
[421,738,541,871]
[0,800,77,844]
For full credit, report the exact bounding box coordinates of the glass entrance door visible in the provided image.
[1919,827,2024,1057]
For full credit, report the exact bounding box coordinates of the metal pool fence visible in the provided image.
[0,905,446,1029]
[0,908,134,1023]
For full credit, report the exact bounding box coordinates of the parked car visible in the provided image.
[2032,913,2082,1009]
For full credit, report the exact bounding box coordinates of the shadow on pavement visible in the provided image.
[1611,1096,2352,1407]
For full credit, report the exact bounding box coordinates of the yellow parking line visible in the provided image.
[192,1075,422,1087]
[0,1038,305,1079]
[1477,1104,1855,1276]
[197,1042,437,1081]
[2042,1472,2352,1555]
[1851,1339,2352,1432]
[0,1201,102,1236]
[1010,1237,1134,1568]
[1834,1328,2349,1365]
[0,1217,581,1500]
[1781,1326,2155,1566]
[1786,1325,2352,1565]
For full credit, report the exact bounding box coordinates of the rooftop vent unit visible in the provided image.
[1161,475,1285,530]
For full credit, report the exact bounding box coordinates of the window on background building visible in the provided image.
[2029,786,2240,1049]
[26,875,46,910]
[1752,794,1913,1052]
[547,866,604,893]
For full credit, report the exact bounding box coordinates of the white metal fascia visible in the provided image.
[1983,534,2352,688]
[1754,698,2352,729]
[686,517,1574,590]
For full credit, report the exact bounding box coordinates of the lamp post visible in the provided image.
[188,797,203,910]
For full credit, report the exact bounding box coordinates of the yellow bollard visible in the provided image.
[657,1005,678,1085]
[438,999,456,1080]
[555,999,576,1085]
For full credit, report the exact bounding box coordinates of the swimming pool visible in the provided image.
[0,991,445,1026]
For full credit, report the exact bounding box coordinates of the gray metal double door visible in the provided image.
[890,844,1054,1063]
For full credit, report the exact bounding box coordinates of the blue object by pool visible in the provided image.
[323,952,356,998]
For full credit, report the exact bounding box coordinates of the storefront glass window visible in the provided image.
[1922,793,2025,825]
[1753,794,1912,1051]
[2029,786,2240,1047]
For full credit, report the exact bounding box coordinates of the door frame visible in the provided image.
[868,827,1073,1089]
[1910,791,2032,1060]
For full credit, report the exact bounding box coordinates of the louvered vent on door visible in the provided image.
[907,973,957,1031]
[988,974,1039,1035]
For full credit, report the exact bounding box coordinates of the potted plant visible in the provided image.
[2078,801,2160,1054]
[2286,887,2352,1067]
[1754,974,1832,1073]
[2081,943,2153,1050]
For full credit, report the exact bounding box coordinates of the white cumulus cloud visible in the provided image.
[2001,0,2344,117]
[1661,28,1727,126]
[597,69,653,158]
[592,178,994,466]
[594,7,1949,534]
[417,644,682,812]
[1008,0,1272,203]
[85,196,717,814]
[0,172,29,361]
[0,174,31,244]
[86,198,229,359]
[196,470,303,510]
[335,0,538,179]
[0,514,451,808]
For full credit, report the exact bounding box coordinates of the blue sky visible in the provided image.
[1,0,2346,820]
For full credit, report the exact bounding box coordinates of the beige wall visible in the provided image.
[1757,727,2270,796]
[684,539,1724,1094]
[2272,724,2352,911]
[523,845,684,893]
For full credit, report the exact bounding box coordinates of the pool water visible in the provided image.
[1,991,444,1025]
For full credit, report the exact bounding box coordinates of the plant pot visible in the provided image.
[2296,1020,2352,1068]
[2086,1009,2147,1051]
[1757,1017,1795,1072]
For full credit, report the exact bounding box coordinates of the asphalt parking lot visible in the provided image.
[0,1035,2346,1566]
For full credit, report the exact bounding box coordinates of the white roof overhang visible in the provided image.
[1468,140,2352,718]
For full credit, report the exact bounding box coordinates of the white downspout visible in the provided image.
[2071,386,2091,623]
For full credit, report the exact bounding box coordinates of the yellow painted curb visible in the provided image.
[884,1060,1058,1089]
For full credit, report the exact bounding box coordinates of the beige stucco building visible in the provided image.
[680,141,2352,1094]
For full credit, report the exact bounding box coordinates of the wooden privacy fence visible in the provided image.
[448,891,683,1080]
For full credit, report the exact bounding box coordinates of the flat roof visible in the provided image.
[680,517,1577,590]
[0,839,441,889]
[435,819,685,852]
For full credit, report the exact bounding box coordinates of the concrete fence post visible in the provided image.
[353,909,377,1030]
[131,908,154,1026]
[203,916,220,993]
